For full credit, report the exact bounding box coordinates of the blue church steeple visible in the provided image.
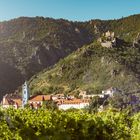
[22,81,29,107]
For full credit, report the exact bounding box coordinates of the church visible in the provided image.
[1,81,90,110]
[1,81,51,109]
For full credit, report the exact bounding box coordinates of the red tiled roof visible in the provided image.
[2,98,22,106]
[2,93,22,106]
[29,95,51,102]
[2,98,14,105]
[13,99,22,106]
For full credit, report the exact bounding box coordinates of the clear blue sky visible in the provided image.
[0,0,140,21]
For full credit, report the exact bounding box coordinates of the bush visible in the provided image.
[0,108,139,139]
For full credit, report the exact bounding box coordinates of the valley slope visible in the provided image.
[0,14,140,98]
[29,40,140,96]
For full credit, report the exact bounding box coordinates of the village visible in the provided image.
[0,31,125,110]
[1,81,122,110]
[1,31,139,111]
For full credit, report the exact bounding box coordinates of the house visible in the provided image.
[79,91,104,99]
[1,94,22,109]
[51,94,65,100]
[1,93,51,109]
[1,93,90,110]
[13,99,22,109]
[29,95,51,109]
[57,99,89,110]
[51,94,75,100]
[102,87,120,97]
[1,82,91,110]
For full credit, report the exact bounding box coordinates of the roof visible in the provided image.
[57,99,89,105]
[2,98,14,105]
[4,93,21,99]
[29,95,51,102]
[54,94,64,97]
[2,98,22,106]
[13,99,22,106]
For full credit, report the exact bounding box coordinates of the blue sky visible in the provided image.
[0,0,140,21]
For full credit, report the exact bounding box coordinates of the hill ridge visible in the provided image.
[0,14,140,98]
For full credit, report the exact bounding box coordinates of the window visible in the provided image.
[24,91,26,95]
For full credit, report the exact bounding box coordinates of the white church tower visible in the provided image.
[22,81,29,107]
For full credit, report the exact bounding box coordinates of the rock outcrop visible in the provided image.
[133,33,140,47]
[0,17,93,98]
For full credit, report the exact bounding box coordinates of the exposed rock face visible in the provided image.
[133,33,140,47]
[1,14,140,98]
[0,17,93,98]
[29,41,140,96]
[94,24,99,34]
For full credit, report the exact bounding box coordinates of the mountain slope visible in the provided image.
[82,14,140,42]
[29,41,140,96]
[1,14,140,97]
[0,17,92,97]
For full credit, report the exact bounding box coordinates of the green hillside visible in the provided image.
[1,14,140,97]
[0,17,92,97]
[29,40,140,96]
[82,14,140,42]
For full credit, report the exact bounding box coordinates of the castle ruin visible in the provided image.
[98,31,116,48]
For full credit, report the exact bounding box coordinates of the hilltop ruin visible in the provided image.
[98,31,116,48]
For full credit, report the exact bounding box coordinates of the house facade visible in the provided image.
[1,82,90,110]
[1,94,22,109]
[57,99,89,110]
[79,90,104,99]
[29,95,51,109]
[102,87,120,97]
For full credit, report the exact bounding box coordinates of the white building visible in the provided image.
[51,94,65,100]
[102,87,119,97]
[79,91,104,99]
[57,99,89,110]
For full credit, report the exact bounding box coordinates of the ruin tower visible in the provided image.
[22,81,29,107]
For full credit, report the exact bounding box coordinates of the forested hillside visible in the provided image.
[0,14,140,98]
[29,40,140,96]
[0,17,92,97]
